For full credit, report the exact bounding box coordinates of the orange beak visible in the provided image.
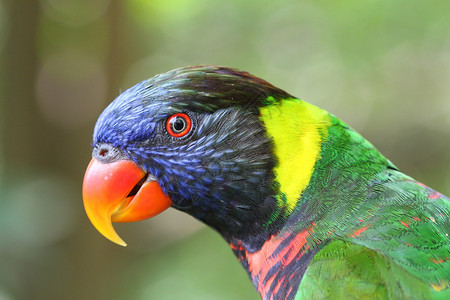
[82,158,172,246]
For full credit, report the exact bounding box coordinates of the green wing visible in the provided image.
[294,116,450,299]
[297,240,450,300]
[297,176,450,299]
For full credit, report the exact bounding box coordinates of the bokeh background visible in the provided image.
[0,0,449,299]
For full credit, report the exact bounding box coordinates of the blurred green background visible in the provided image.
[0,0,449,299]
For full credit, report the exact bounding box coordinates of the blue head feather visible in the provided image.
[92,66,290,240]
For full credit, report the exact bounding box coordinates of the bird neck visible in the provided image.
[227,99,397,299]
[223,98,332,299]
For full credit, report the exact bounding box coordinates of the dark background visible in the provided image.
[0,0,449,299]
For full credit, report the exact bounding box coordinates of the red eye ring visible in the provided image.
[166,113,192,137]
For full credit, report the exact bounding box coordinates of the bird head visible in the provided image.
[83,66,293,246]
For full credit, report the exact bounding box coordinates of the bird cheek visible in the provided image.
[82,158,172,246]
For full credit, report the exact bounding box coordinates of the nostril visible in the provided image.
[94,143,126,163]
[99,149,108,157]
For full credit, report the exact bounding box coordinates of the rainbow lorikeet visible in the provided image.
[82,66,449,299]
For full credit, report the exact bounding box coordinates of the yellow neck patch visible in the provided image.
[259,98,331,213]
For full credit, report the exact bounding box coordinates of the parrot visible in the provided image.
[82,66,449,300]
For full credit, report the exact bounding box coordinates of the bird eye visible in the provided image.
[166,113,192,137]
